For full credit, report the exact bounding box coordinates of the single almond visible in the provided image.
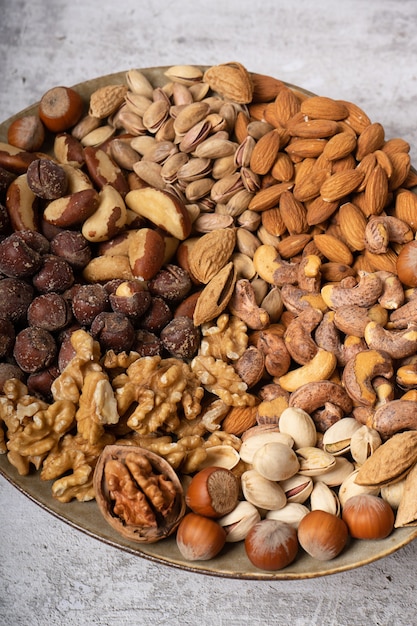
[337,100,371,134]
[279,190,308,234]
[277,233,312,258]
[320,169,365,202]
[288,118,340,139]
[261,207,287,237]
[300,96,349,121]
[394,189,417,232]
[306,196,339,225]
[248,181,294,212]
[322,131,357,161]
[193,262,237,325]
[363,164,389,216]
[188,227,236,283]
[388,152,411,191]
[313,233,354,265]
[285,138,327,159]
[250,129,281,175]
[356,122,385,161]
[338,202,367,251]
[273,88,301,126]
[222,405,259,435]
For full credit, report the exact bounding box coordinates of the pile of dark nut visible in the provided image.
[0,157,200,400]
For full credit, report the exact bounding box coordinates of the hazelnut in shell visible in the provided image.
[39,86,84,132]
[176,512,227,561]
[245,519,299,571]
[185,466,240,518]
[342,494,394,540]
[297,509,349,561]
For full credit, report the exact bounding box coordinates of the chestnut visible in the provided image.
[32,254,74,293]
[342,494,395,540]
[185,467,240,518]
[13,326,57,373]
[27,293,72,332]
[160,316,200,359]
[297,510,349,561]
[90,312,135,353]
[71,284,109,325]
[0,278,34,323]
[245,519,299,571]
[176,512,226,561]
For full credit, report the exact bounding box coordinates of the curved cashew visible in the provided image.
[364,321,417,360]
[289,380,353,415]
[334,303,388,337]
[252,244,297,285]
[376,271,405,310]
[390,297,417,329]
[257,325,291,378]
[370,399,417,438]
[284,308,322,365]
[365,216,413,254]
[228,279,270,330]
[297,254,322,292]
[342,349,393,406]
[321,271,383,310]
[281,284,328,316]
[316,311,367,365]
[278,349,337,392]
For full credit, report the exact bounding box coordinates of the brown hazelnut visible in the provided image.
[109,280,151,320]
[7,115,45,151]
[39,86,84,133]
[57,324,81,371]
[0,318,15,358]
[13,326,57,373]
[27,293,72,331]
[0,363,25,392]
[132,329,162,357]
[140,296,172,334]
[0,232,42,278]
[32,254,74,293]
[160,316,200,359]
[26,158,68,200]
[0,278,34,323]
[90,312,135,353]
[16,230,50,255]
[71,284,110,325]
[27,365,60,400]
[50,230,92,269]
[148,264,192,302]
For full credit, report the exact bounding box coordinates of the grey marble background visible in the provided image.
[1,1,417,624]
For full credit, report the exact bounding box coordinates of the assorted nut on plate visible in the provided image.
[1,61,417,570]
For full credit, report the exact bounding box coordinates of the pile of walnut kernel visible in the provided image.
[2,63,417,562]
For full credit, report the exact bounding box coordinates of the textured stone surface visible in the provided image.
[1,0,417,624]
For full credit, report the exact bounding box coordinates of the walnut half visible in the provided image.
[93,444,186,543]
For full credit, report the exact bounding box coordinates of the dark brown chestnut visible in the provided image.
[13,326,57,373]
[90,312,135,353]
[160,316,200,359]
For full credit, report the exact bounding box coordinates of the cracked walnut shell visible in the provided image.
[94,445,186,543]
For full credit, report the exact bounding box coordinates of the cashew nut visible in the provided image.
[281,284,328,316]
[284,308,322,365]
[289,380,353,421]
[228,279,270,330]
[364,321,417,360]
[278,349,337,392]
[376,271,405,310]
[342,349,394,406]
[315,311,367,366]
[334,303,388,337]
[321,271,383,310]
[370,400,417,438]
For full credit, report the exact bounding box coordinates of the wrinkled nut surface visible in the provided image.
[94,445,186,542]
[1,63,417,570]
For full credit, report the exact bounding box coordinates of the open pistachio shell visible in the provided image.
[322,417,362,456]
